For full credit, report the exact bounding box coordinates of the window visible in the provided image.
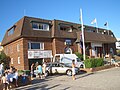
[5,46,8,55]
[65,39,72,45]
[10,46,13,54]
[11,58,13,64]
[32,22,49,31]
[86,29,95,32]
[18,57,20,64]
[28,42,44,50]
[31,43,40,49]
[8,27,14,36]
[17,44,20,52]
[59,25,72,32]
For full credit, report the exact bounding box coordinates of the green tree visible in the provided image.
[75,52,89,61]
[0,51,10,69]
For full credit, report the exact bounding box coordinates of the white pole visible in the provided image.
[106,21,109,35]
[80,9,86,60]
[95,18,99,33]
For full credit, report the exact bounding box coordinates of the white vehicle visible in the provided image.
[53,54,84,68]
[46,62,79,76]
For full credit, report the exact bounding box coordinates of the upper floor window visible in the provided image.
[17,44,20,52]
[32,22,49,31]
[86,29,95,32]
[10,45,13,54]
[59,24,72,32]
[11,58,13,64]
[8,27,14,36]
[18,57,20,64]
[28,42,44,50]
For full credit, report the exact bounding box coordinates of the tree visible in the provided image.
[75,52,89,61]
[0,51,10,69]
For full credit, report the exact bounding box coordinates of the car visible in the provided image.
[46,62,79,76]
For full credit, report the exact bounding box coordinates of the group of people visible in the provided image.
[31,62,47,79]
[31,61,76,81]
[111,57,120,67]
[105,53,120,67]
[1,66,18,90]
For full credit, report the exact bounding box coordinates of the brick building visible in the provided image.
[1,16,116,70]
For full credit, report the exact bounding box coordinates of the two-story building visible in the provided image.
[1,16,116,70]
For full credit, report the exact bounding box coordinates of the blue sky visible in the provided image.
[0,0,120,42]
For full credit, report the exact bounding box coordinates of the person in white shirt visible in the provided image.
[13,69,18,87]
[42,62,47,78]
[0,63,4,76]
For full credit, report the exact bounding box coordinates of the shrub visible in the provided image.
[84,59,92,68]
[18,70,31,76]
[18,70,24,75]
[84,58,104,68]
[23,70,31,76]
[75,52,89,61]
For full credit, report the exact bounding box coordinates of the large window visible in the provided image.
[86,29,95,32]
[59,24,72,32]
[28,42,44,50]
[32,22,49,31]
[8,27,14,36]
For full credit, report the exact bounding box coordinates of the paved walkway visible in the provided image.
[15,67,120,90]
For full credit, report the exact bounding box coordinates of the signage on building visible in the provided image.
[28,50,52,59]
[91,43,102,47]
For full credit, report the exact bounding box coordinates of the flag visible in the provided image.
[104,22,108,26]
[91,18,97,24]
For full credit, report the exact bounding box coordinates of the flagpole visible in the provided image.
[95,18,99,33]
[106,21,109,35]
[105,21,109,35]
[80,9,86,61]
[107,21,109,29]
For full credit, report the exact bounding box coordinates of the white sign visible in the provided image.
[91,43,102,47]
[28,50,52,59]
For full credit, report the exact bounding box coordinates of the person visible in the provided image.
[72,59,76,80]
[10,66,15,73]
[13,69,18,87]
[36,64,43,79]
[42,62,47,78]
[31,63,34,79]
[111,57,119,67]
[22,72,27,85]
[0,63,4,77]
[1,73,8,90]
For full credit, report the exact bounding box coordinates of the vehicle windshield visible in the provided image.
[77,58,81,62]
[63,63,72,67]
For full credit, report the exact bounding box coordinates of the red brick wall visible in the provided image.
[4,38,25,70]
[23,38,53,69]
[54,38,78,54]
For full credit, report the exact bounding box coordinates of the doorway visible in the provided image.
[29,58,43,70]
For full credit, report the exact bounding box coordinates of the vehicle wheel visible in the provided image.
[80,64,84,68]
[46,71,49,76]
[66,69,72,76]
